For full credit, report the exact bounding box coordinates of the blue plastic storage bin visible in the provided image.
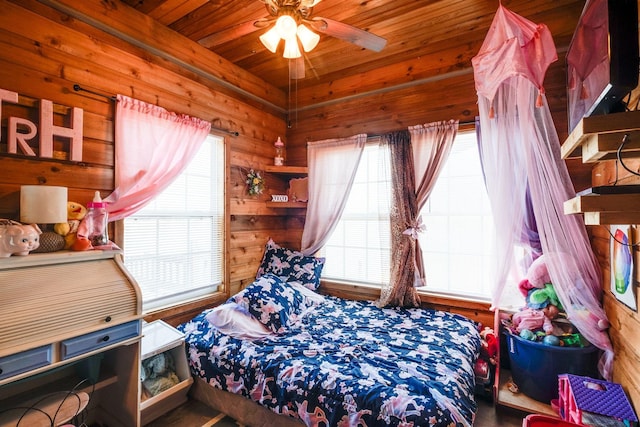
[505,331,599,403]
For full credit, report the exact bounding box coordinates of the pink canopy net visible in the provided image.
[472,5,614,380]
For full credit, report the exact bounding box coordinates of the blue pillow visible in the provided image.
[229,274,306,334]
[256,239,325,290]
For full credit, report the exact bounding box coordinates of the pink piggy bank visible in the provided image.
[0,219,41,257]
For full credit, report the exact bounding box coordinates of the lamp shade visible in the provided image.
[259,26,281,53]
[275,15,297,39]
[20,185,68,224]
[297,24,320,52]
[283,37,302,59]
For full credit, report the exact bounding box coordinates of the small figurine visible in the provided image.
[0,219,41,257]
[479,327,498,365]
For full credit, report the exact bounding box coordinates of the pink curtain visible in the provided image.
[472,5,614,379]
[410,121,458,211]
[301,134,366,255]
[409,120,458,286]
[105,95,212,221]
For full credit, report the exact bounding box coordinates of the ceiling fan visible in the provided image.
[198,0,387,78]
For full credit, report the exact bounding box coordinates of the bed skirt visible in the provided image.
[189,376,305,427]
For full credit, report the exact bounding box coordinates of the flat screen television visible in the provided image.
[566,0,639,133]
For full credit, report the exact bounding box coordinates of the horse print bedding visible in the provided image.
[179,274,481,426]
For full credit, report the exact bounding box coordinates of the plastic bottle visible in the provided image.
[274,137,285,166]
[85,191,109,247]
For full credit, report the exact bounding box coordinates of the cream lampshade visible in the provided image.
[20,185,68,253]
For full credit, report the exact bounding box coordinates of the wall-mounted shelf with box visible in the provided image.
[265,165,308,176]
[140,320,193,426]
[265,165,308,209]
[562,111,640,225]
[561,110,640,162]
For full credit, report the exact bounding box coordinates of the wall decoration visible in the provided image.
[288,177,308,202]
[246,169,265,196]
[1,87,84,161]
[610,224,636,311]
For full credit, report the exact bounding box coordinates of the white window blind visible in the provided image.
[123,134,225,312]
[321,143,391,285]
[418,130,495,299]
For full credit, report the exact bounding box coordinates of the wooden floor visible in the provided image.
[144,395,528,426]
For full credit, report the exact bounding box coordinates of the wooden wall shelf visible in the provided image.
[561,111,640,162]
[564,193,640,225]
[265,165,308,175]
[562,112,640,224]
[266,201,307,208]
[564,190,640,225]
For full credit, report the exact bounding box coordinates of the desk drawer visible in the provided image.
[0,345,52,380]
[61,321,140,360]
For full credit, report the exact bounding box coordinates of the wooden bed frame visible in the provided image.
[189,376,305,427]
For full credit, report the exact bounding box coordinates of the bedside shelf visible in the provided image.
[496,368,557,417]
[140,320,193,426]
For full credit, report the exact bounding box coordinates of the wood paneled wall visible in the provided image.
[591,158,640,410]
[0,0,296,321]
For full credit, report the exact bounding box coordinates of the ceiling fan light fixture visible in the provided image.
[283,37,302,58]
[259,26,281,53]
[275,15,297,40]
[297,24,319,52]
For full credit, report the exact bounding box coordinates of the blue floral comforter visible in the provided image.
[178,296,481,426]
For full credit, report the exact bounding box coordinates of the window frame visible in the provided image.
[319,127,495,303]
[117,133,229,319]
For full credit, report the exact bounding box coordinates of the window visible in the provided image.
[418,130,494,299]
[322,130,495,300]
[123,134,225,312]
[321,142,391,285]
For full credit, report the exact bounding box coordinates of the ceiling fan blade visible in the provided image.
[198,18,273,49]
[310,17,386,52]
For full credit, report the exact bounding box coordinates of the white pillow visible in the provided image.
[205,303,274,340]
[206,280,323,339]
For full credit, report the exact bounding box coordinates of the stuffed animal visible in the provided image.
[479,327,498,365]
[54,201,87,249]
[528,283,563,311]
[517,254,550,298]
[512,304,560,335]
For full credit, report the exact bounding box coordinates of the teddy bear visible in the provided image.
[54,201,88,249]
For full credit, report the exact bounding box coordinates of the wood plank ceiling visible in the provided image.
[121,0,586,109]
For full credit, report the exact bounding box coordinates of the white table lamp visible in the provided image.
[20,185,68,252]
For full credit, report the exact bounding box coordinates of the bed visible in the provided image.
[178,274,481,426]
